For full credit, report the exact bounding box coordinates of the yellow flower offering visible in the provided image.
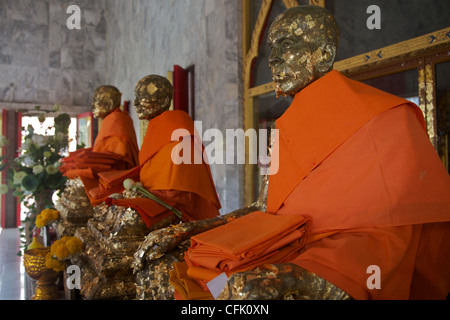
[49,236,83,260]
[65,237,83,255]
[35,209,60,228]
[40,208,60,221]
[45,252,66,272]
[35,215,48,228]
[54,244,70,260]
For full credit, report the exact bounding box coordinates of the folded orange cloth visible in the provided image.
[169,261,213,300]
[187,266,222,282]
[184,211,308,274]
[60,109,139,178]
[97,166,141,190]
[107,194,173,226]
[60,149,121,179]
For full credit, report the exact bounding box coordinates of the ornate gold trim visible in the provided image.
[283,0,301,9]
[242,0,274,206]
[309,0,325,7]
[334,27,450,73]
[425,63,437,148]
[245,27,450,98]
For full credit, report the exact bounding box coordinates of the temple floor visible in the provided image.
[0,228,25,300]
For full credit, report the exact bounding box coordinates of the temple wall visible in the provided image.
[104,0,244,214]
[0,0,107,115]
[0,0,246,214]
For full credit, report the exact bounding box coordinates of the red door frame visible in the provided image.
[16,112,22,227]
[1,109,7,228]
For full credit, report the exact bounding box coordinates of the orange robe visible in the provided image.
[105,110,221,227]
[267,70,450,300]
[185,211,308,275]
[60,108,139,202]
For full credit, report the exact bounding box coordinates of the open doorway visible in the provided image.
[17,115,77,224]
[0,115,77,226]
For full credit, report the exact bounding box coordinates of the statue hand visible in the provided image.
[132,223,193,272]
[217,264,299,300]
[132,205,259,272]
[217,263,353,300]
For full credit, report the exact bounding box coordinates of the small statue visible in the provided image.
[57,85,140,299]
[94,75,221,299]
[56,85,137,238]
[59,85,139,206]
[105,75,221,227]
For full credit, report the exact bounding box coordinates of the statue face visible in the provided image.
[134,76,173,120]
[268,8,338,97]
[92,96,111,119]
[91,86,121,119]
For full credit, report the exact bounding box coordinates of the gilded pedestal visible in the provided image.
[55,178,93,238]
[73,191,151,299]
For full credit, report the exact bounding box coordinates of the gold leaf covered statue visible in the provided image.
[59,85,139,207]
[136,5,450,301]
[94,75,222,299]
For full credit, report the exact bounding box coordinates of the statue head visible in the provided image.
[134,75,173,120]
[268,5,339,97]
[91,85,122,119]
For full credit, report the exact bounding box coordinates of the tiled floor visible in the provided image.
[0,228,26,300]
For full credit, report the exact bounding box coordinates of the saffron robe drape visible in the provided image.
[172,70,450,300]
[268,70,450,300]
[59,108,139,202]
[105,110,221,226]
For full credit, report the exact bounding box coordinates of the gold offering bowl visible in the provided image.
[24,247,59,300]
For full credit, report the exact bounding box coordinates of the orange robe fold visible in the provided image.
[59,108,139,202]
[184,211,308,273]
[106,110,221,226]
[169,261,214,300]
[180,211,308,294]
[268,70,450,300]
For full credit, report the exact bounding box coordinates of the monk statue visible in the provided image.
[71,75,220,299]
[135,5,450,301]
[56,85,139,238]
[59,85,139,206]
[82,75,221,299]
[104,74,221,227]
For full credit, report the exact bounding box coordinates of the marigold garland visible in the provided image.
[45,236,83,272]
[35,208,60,228]
[45,252,66,272]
